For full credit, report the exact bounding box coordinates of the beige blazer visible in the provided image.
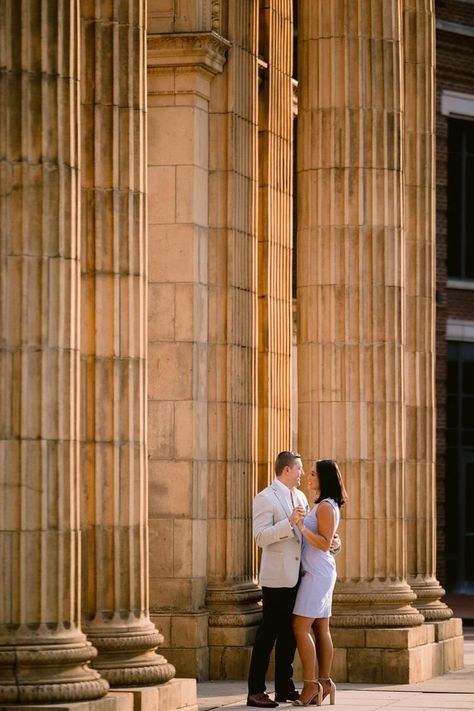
[253,481,310,589]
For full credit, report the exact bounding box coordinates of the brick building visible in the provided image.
[435,0,474,593]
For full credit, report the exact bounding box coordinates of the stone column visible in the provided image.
[146,27,230,679]
[297,0,426,682]
[80,2,174,686]
[0,1,108,704]
[206,0,263,679]
[403,0,451,622]
[257,0,294,489]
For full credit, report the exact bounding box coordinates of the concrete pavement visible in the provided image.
[197,627,474,711]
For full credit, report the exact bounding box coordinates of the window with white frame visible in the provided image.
[442,91,474,282]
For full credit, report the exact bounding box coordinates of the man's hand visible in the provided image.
[289,506,305,528]
[329,532,341,556]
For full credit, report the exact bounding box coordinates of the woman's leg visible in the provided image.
[311,617,333,678]
[293,614,316,680]
[312,617,336,701]
[292,614,321,704]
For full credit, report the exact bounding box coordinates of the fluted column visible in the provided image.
[146,26,230,678]
[257,0,294,489]
[297,0,423,628]
[403,0,451,622]
[0,1,108,703]
[80,3,174,686]
[206,0,262,678]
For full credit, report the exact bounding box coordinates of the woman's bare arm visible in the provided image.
[297,501,336,551]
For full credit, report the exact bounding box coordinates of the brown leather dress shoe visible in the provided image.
[247,692,279,707]
[275,690,300,702]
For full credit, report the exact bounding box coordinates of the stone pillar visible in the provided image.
[403,0,451,623]
[257,0,294,489]
[80,2,174,686]
[146,26,230,679]
[0,2,108,704]
[206,1,262,679]
[297,0,428,682]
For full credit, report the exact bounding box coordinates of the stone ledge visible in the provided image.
[0,692,134,711]
[366,624,435,648]
[431,617,463,641]
[113,680,197,711]
[329,621,464,683]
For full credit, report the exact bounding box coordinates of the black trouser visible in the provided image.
[247,584,299,697]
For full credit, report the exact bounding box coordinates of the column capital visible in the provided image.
[147,31,231,76]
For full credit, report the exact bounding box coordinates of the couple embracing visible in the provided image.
[247,451,348,708]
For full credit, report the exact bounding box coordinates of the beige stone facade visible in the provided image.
[0,0,464,706]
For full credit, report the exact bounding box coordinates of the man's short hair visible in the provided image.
[275,450,301,476]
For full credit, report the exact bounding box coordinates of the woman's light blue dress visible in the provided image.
[293,497,340,618]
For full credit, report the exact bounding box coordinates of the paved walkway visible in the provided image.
[197,627,474,711]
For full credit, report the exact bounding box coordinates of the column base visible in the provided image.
[304,618,464,683]
[409,576,453,621]
[86,619,175,687]
[332,580,425,628]
[206,582,262,680]
[0,636,109,704]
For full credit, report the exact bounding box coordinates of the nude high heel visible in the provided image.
[292,680,322,706]
[318,678,336,704]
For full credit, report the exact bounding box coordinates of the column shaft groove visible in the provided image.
[0,0,108,703]
[80,1,175,686]
[297,0,423,628]
[403,0,451,622]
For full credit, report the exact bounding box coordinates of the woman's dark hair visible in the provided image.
[314,459,348,508]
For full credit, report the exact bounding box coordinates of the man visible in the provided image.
[246,451,308,708]
[247,451,340,708]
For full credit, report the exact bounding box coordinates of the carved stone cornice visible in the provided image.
[147,31,231,75]
[211,0,221,32]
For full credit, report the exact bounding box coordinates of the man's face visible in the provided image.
[286,457,303,488]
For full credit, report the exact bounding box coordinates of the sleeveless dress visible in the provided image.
[293,498,340,618]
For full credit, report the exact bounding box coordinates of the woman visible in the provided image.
[292,460,347,706]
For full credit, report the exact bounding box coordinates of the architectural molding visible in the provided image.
[211,0,221,31]
[447,277,474,289]
[441,89,474,117]
[437,18,474,38]
[447,319,474,342]
[147,31,231,75]
[292,77,298,116]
